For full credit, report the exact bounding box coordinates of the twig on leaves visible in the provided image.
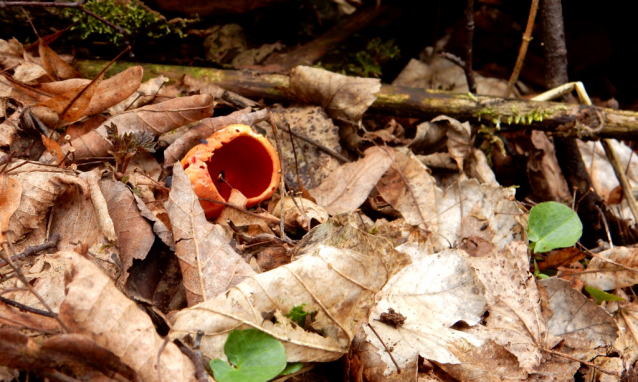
[0,295,56,317]
[542,348,620,377]
[0,233,61,268]
[276,123,351,163]
[367,323,401,374]
[505,0,540,97]
[268,111,288,240]
[156,337,169,382]
[175,339,208,382]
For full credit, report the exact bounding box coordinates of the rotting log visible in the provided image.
[74,60,638,140]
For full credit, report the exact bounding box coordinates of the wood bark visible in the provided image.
[74,59,638,140]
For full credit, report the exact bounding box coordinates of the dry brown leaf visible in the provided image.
[375,148,438,228]
[37,73,104,122]
[614,303,638,371]
[0,302,60,332]
[6,162,87,243]
[0,73,51,103]
[0,109,20,148]
[289,66,381,124]
[431,115,471,171]
[272,196,328,231]
[0,38,25,70]
[134,194,175,251]
[82,66,144,117]
[50,94,215,162]
[268,106,344,190]
[108,74,167,115]
[310,146,393,215]
[30,105,59,130]
[81,168,116,242]
[58,251,197,382]
[38,42,82,81]
[99,179,155,284]
[40,134,65,165]
[36,78,91,95]
[166,163,255,305]
[537,247,586,271]
[576,247,638,290]
[170,212,411,363]
[0,174,21,244]
[527,130,571,202]
[215,189,274,234]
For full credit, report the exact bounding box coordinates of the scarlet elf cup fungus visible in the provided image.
[180,124,281,220]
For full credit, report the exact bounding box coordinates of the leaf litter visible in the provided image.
[0,39,636,382]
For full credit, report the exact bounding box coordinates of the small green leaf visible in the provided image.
[527,202,582,253]
[284,304,313,327]
[584,286,625,305]
[279,362,304,376]
[209,329,286,382]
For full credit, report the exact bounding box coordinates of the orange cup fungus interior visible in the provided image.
[180,124,281,220]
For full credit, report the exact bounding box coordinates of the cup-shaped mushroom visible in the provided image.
[180,124,281,219]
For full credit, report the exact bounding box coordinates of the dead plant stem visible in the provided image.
[505,0,540,97]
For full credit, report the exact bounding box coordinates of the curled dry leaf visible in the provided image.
[375,148,437,228]
[6,161,87,243]
[13,62,48,84]
[82,66,144,117]
[170,212,411,363]
[431,115,471,171]
[289,66,381,124]
[0,38,25,69]
[0,174,21,244]
[36,78,90,95]
[99,179,155,284]
[81,168,116,241]
[108,74,167,115]
[0,108,20,148]
[50,94,215,161]
[272,196,328,231]
[576,247,638,290]
[310,146,393,215]
[38,42,82,81]
[166,163,255,305]
[528,130,571,201]
[36,73,104,122]
[41,134,65,165]
[58,251,197,382]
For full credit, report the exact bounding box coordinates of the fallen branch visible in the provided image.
[74,59,638,140]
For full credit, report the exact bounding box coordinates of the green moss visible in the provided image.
[62,0,197,44]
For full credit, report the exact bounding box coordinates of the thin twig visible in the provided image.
[368,323,401,374]
[595,205,614,249]
[0,295,57,317]
[277,123,351,163]
[542,348,620,376]
[175,340,209,382]
[463,0,477,94]
[601,139,638,226]
[198,197,291,228]
[439,52,465,68]
[505,0,540,97]
[268,111,288,240]
[0,233,60,268]
[577,242,638,275]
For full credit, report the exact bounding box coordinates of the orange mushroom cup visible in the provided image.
[180,124,281,220]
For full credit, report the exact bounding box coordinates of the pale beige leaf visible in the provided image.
[6,162,87,242]
[13,62,47,84]
[170,212,411,363]
[272,196,328,231]
[58,251,197,382]
[539,277,618,353]
[5,255,69,313]
[576,247,638,290]
[99,179,155,284]
[289,66,381,124]
[166,163,255,305]
[82,66,144,117]
[108,75,167,115]
[310,146,393,215]
[615,304,638,370]
[431,115,471,171]
[49,183,103,251]
[81,168,116,241]
[375,149,438,227]
[0,38,25,70]
[0,174,21,244]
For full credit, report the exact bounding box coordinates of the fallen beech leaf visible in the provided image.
[6,162,87,242]
[0,72,52,102]
[375,148,437,228]
[38,42,82,80]
[108,74,167,115]
[99,179,155,284]
[166,163,255,305]
[272,196,328,231]
[31,105,59,130]
[0,174,21,244]
[170,212,411,363]
[41,134,65,165]
[289,66,381,124]
[310,146,393,215]
[58,251,197,382]
[0,38,25,69]
[36,78,91,95]
[37,73,104,122]
[0,302,59,332]
[50,94,215,162]
[0,110,20,148]
[431,115,471,171]
[576,247,638,290]
[82,66,144,117]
